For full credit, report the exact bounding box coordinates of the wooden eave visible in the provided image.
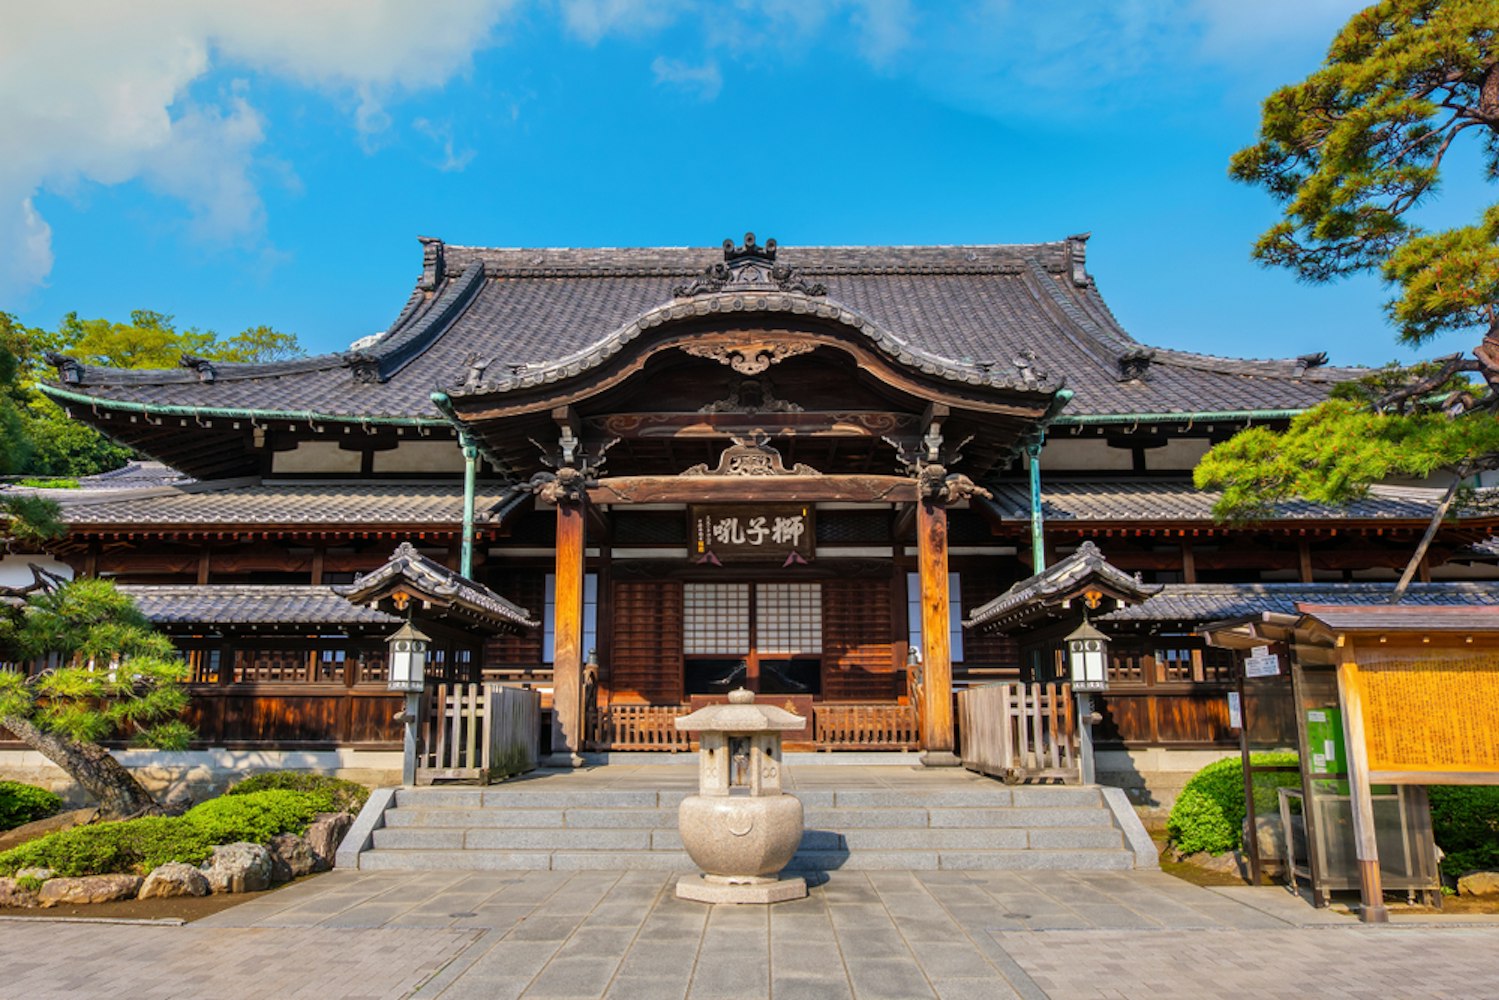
[588,474,916,505]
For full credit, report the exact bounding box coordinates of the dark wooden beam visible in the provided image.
[588,475,916,505]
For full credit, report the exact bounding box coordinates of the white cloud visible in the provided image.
[0,1,517,303]
[561,0,693,45]
[413,118,478,173]
[651,56,723,101]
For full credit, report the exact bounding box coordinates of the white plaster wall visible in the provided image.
[372,440,464,473]
[0,553,73,589]
[272,440,361,474]
[1038,438,1134,471]
[1145,437,1211,471]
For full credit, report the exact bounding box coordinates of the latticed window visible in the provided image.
[755,583,821,654]
[684,583,749,655]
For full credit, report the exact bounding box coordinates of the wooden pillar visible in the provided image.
[1180,542,1197,584]
[551,496,587,765]
[917,498,958,766]
[310,544,325,586]
[1337,644,1389,923]
[196,546,211,585]
[1298,539,1314,583]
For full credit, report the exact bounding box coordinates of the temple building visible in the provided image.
[8,232,1499,786]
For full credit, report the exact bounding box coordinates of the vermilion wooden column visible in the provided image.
[917,498,958,766]
[551,497,586,765]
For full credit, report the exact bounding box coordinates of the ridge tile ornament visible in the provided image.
[674,688,808,905]
[673,232,828,298]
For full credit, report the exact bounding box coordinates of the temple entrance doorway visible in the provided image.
[682,582,822,697]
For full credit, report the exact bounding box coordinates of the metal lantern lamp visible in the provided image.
[387,621,430,785]
[1063,617,1109,785]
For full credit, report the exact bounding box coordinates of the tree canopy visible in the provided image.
[0,579,191,817]
[1199,1,1499,597]
[1,310,303,479]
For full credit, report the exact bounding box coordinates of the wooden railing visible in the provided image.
[588,704,693,751]
[813,703,919,749]
[957,682,1078,783]
[418,682,541,783]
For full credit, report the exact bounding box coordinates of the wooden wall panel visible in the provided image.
[484,569,546,666]
[609,580,683,705]
[823,577,898,701]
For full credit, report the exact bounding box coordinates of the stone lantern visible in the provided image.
[674,689,808,904]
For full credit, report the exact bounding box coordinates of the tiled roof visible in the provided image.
[1101,582,1499,624]
[118,584,398,626]
[983,480,1483,523]
[965,541,1161,629]
[1296,604,1499,632]
[41,236,1360,423]
[335,542,536,631]
[53,480,524,528]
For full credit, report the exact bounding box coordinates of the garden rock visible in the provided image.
[140,862,210,899]
[0,808,98,854]
[306,812,352,869]
[267,833,317,882]
[15,867,54,882]
[1185,850,1250,880]
[200,842,272,893]
[0,877,40,908]
[1458,872,1499,898]
[39,874,142,907]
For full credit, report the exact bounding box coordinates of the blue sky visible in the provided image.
[4,1,1492,366]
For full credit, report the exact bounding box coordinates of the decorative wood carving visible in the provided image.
[682,342,815,376]
[698,377,803,414]
[673,232,828,297]
[682,434,819,477]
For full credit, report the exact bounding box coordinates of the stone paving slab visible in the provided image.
[4,868,1497,999]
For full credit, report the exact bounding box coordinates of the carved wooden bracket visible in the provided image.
[681,342,815,376]
[682,434,819,477]
[698,377,803,414]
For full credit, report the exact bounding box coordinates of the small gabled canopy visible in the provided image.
[335,542,537,635]
[964,541,1162,633]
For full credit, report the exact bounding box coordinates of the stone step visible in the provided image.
[381,804,1116,831]
[355,846,1134,873]
[390,785,1102,811]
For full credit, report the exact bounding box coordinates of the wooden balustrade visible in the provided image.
[418,682,541,784]
[589,704,693,751]
[812,703,919,749]
[957,682,1078,783]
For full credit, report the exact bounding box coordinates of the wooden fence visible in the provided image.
[813,703,919,749]
[587,702,920,752]
[957,682,1079,783]
[417,683,541,784]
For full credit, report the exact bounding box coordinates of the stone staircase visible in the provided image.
[352,768,1146,873]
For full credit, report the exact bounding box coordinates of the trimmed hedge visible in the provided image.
[0,781,63,832]
[1167,752,1300,856]
[1430,785,1499,879]
[225,771,369,815]
[0,789,327,877]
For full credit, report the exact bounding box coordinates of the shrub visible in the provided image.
[1167,752,1300,856]
[0,789,330,877]
[0,781,63,832]
[1430,786,1499,879]
[225,772,368,815]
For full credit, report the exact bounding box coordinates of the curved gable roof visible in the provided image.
[40,235,1362,424]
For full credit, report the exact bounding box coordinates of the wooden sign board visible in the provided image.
[689,504,815,563]
[1353,647,1499,779]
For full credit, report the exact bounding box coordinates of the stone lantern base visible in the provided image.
[676,873,808,905]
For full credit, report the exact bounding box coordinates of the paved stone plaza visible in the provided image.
[2,867,1496,999]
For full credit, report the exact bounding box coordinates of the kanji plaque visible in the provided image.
[689,504,815,563]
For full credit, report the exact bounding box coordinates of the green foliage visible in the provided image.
[226,771,369,815]
[0,789,328,877]
[14,478,78,490]
[1,495,66,546]
[1,579,192,748]
[1195,398,1499,520]
[0,781,63,832]
[14,874,42,893]
[1230,0,1499,344]
[1167,753,1301,856]
[1429,785,1499,878]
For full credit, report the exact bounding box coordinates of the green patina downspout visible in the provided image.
[1027,437,1046,575]
[1025,388,1073,576]
[460,431,479,579]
